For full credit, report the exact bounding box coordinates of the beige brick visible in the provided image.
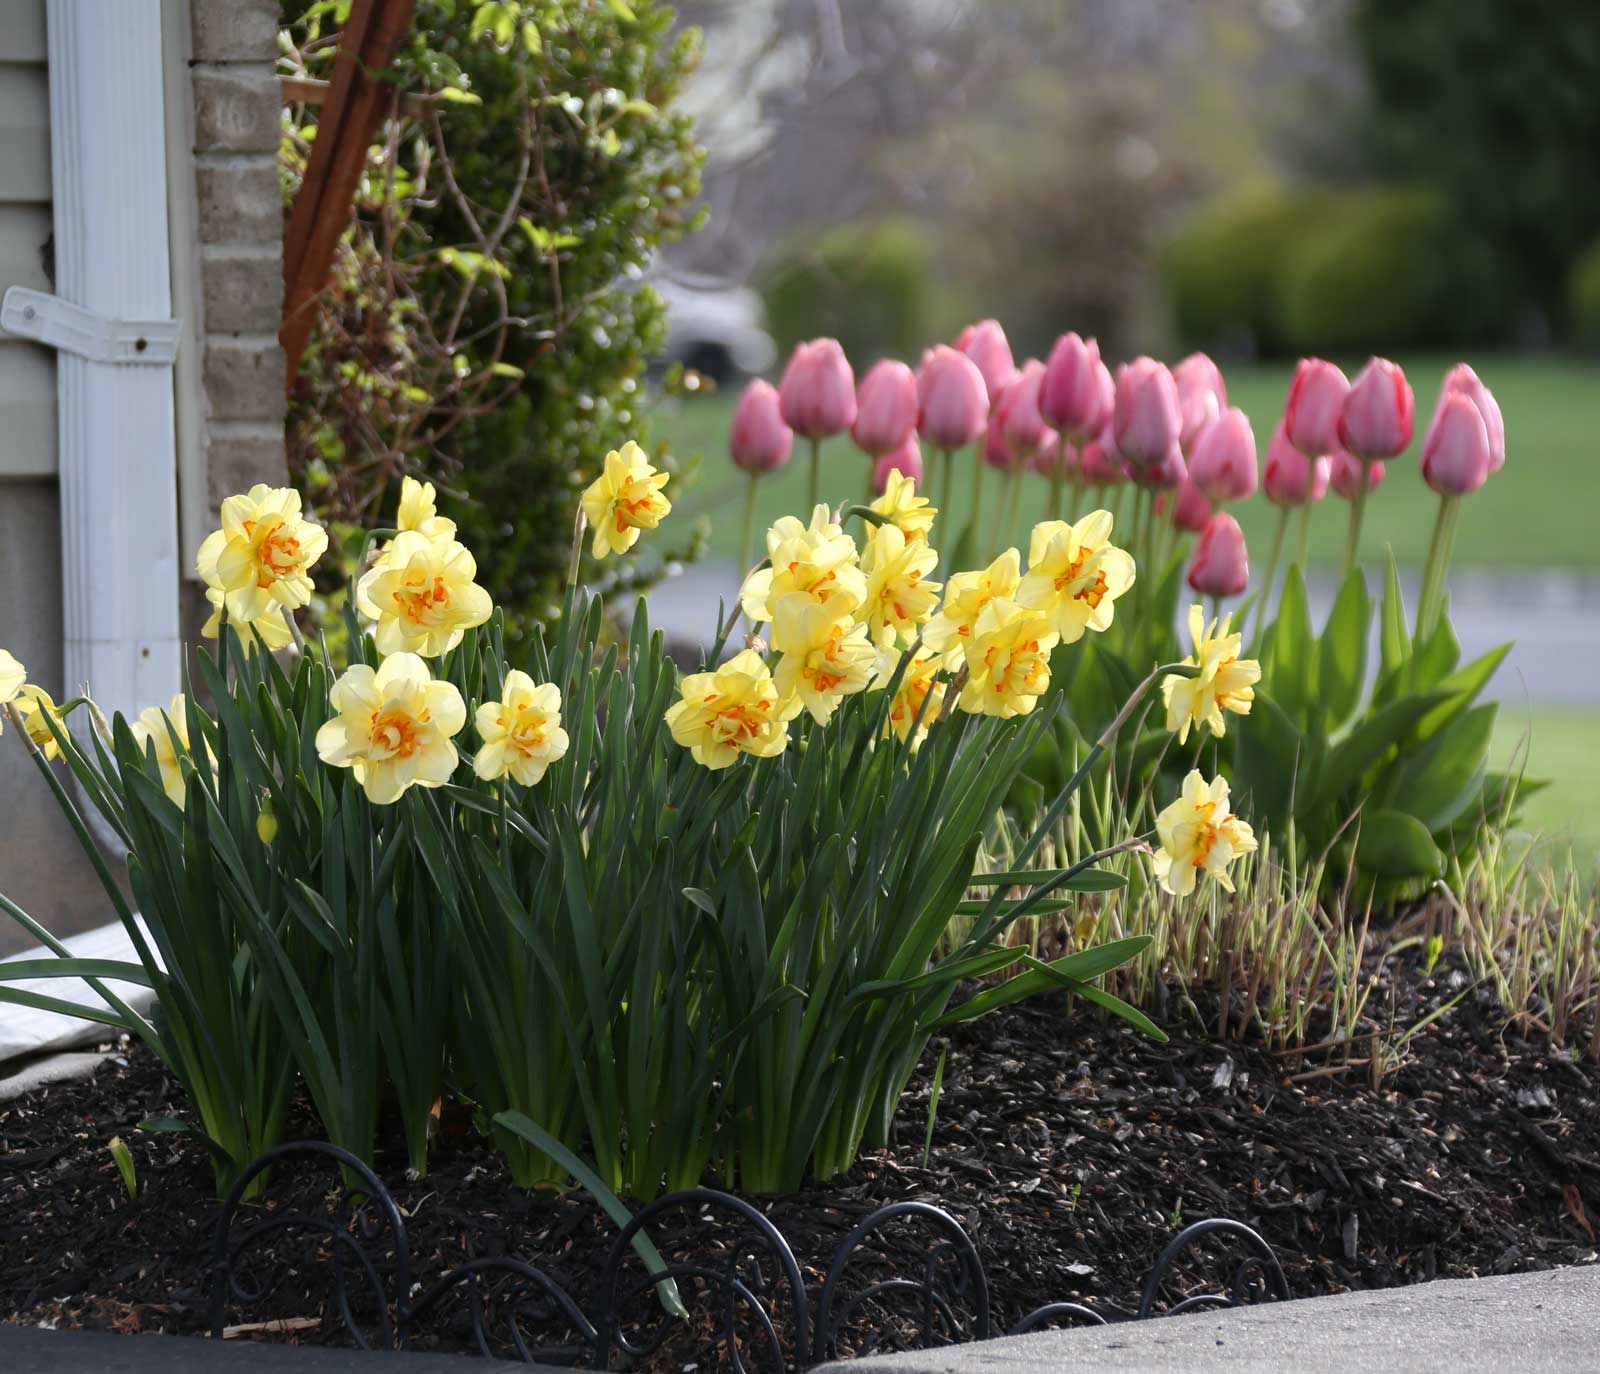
[191,0,278,63]
[204,338,287,422]
[202,245,283,333]
[206,424,288,511]
[196,154,283,243]
[192,67,280,153]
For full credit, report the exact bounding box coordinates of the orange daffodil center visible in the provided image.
[1162,605,1262,744]
[923,549,1021,671]
[357,530,494,658]
[665,649,793,770]
[771,597,877,723]
[1016,510,1136,644]
[858,522,942,648]
[1153,770,1258,897]
[315,653,467,805]
[958,597,1059,718]
[581,441,673,559]
[474,671,570,787]
[869,471,937,543]
[198,484,328,624]
[739,505,869,650]
[874,646,947,750]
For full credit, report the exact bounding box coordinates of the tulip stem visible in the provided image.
[1068,474,1084,525]
[1295,500,1313,574]
[938,447,955,535]
[738,472,760,587]
[993,465,1020,555]
[1004,464,1025,549]
[806,436,822,512]
[968,440,985,547]
[1049,459,1065,522]
[1343,460,1372,577]
[1252,505,1290,651]
[1415,493,1461,646]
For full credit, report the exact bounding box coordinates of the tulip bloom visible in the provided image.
[1129,443,1186,492]
[955,318,1017,403]
[772,601,877,723]
[983,372,1023,471]
[1422,392,1492,496]
[1078,431,1123,486]
[1112,357,1181,470]
[740,506,867,650]
[870,465,935,538]
[1283,358,1349,459]
[1015,510,1136,644]
[874,645,947,750]
[918,345,990,451]
[730,379,794,475]
[396,476,457,542]
[474,671,570,787]
[1158,478,1213,534]
[778,338,856,440]
[872,437,924,496]
[851,360,919,457]
[130,694,215,809]
[923,548,1022,670]
[1187,407,1258,504]
[1431,364,1504,474]
[1039,333,1109,442]
[957,597,1059,718]
[1329,451,1384,498]
[1263,422,1329,506]
[581,441,673,560]
[1162,606,1261,744]
[1152,770,1257,897]
[1188,512,1249,598]
[357,531,494,658]
[1174,352,1227,456]
[858,521,942,647]
[315,653,467,805]
[1339,357,1415,461]
[197,484,329,624]
[665,648,793,770]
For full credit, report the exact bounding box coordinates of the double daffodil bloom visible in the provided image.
[14,686,66,760]
[740,505,868,652]
[474,671,570,786]
[1152,770,1257,897]
[858,522,942,648]
[580,441,672,559]
[196,484,328,623]
[874,645,947,750]
[1161,606,1261,744]
[1015,511,1136,644]
[957,597,1059,718]
[130,694,214,808]
[315,652,467,804]
[201,586,295,653]
[666,648,794,770]
[0,648,23,734]
[356,531,494,658]
[771,596,877,723]
[869,470,937,543]
[396,475,457,541]
[922,548,1021,671]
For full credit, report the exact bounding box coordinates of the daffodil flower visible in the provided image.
[356,531,494,658]
[130,695,214,809]
[14,686,66,760]
[957,597,1059,718]
[739,505,868,651]
[0,648,23,735]
[196,485,328,624]
[1152,770,1257,896]
[474,671,570,786]
[1161,605,1261,744]
[201,586,295,653]
[771,597,877,723]
[858,522,942,648]
[665,648,793,770]
[580,441,672,559]
[923,548,1021,671]
[869,470,937,542]
[1015,510,1136,644]
[396,475,457,541]
[315,653,467,805]
[872,645,947,750]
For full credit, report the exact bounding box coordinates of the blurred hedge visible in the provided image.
[1569,237,1600,349]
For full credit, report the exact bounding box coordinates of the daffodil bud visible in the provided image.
[256,797,278,845]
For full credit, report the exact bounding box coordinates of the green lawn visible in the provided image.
[654,353,1600,571]
[1492,706,1600,881]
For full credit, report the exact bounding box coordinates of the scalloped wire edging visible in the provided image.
[206,1140,1290,1368]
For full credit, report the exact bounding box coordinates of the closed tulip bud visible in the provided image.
[955,317,1017,403]
[1002,359,1051,455]
[1188,512,1249,598]
[1283,357,1349,458]
[1263,421,1330,505]
[1112,356,1182,469]
[729,379,793,474]
[1159,477,1213,533]
[1131,441,1186,491]
[1422,391,1492,495]
[917,345,990,449]
[872,434,923,494]
[778,338,857,439]
[1078,430,1124,485]
[1432,364,1504,473]
[850,359,919,457]
[1174,352,1228,456]
[1187,407,1258,504]
[984,373,1021,470]
[1029,430,1066,479]
[1039,332,1110,441]
[1329,450,1385,499]
[1339,357,1414,461]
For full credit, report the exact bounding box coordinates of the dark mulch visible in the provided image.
[4,947,1600,1362]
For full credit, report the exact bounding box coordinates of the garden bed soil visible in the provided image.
[4,946,1600,1360]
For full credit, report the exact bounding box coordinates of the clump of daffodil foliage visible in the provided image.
[0,448,1252,1199]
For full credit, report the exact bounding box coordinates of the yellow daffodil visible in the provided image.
[740,505,868,651]
[858,522,942,648]
[1161,606,1262,744]
[396,475,457,541]
[957,597,1059,718]
[771,597,877,723]
[580,440,672,559]
[873,645,947,750]
[0,648,23,734]
[474,671,570,786]
[196,485,328,623]
[666,648,793,770]
[923,548,1021,671]
[356,531,494,658]
[1015,511,1136,644]
[129,694,214,808]
[315,652,467,804]
[1152,770,1257,897]
[201,586,295,654]
[14,686,66,760]
[870,470,937,542]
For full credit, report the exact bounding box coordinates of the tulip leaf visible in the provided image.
[1265,566,1316,725]
[1389,702,1496,833]
[1355,809,1444,880]
[1317,567,1371,732]
[1308,688,1451,817]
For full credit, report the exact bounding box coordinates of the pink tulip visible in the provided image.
[955,318,1017,403]
[1130,442,1186,492]
[1283,358,1349,458]
[1422,392,1492,495]
[917,345,990,450]
[1159,478,1213,533]
[1174,352,1227,456]
[1187,407,1258,504]
[1188,512,1249,598]
[984,373,1022,470]
[1112,356,1181,470]
[1329,450,1385,499]
[851,359,919,457]
[1263,422,1330,505]
[1078,429,1124,485]
[778,338,856,440]
[729,378,793,475]
[1431,364,1504,474]
[1338,357,1415,461]
[1002,360,1051,454]
[1030,431,1068,479]
[872,434,923,494]
[1039,333,1111,442]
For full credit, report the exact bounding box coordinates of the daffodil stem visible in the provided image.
[1343,461,1372,577]
[738,472,759,585]
[566,510,587,590]
[807,436,822,512]
[1415,493,1461,646]
[968,439,985,544]
[1252,506,1290,651]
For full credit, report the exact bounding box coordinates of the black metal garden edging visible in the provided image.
[206,1140,1290,1367]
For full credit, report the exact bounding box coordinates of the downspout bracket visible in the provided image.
[1,286,179,365]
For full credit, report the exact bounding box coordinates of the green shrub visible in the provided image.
[1569,236,1600,348]
[761,217,932,363]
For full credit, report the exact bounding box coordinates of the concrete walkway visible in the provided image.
[815,1263,1600,1374]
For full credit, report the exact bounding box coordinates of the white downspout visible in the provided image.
[46,0,182,723]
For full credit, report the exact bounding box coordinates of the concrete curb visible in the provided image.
[0,1047,115,1102]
